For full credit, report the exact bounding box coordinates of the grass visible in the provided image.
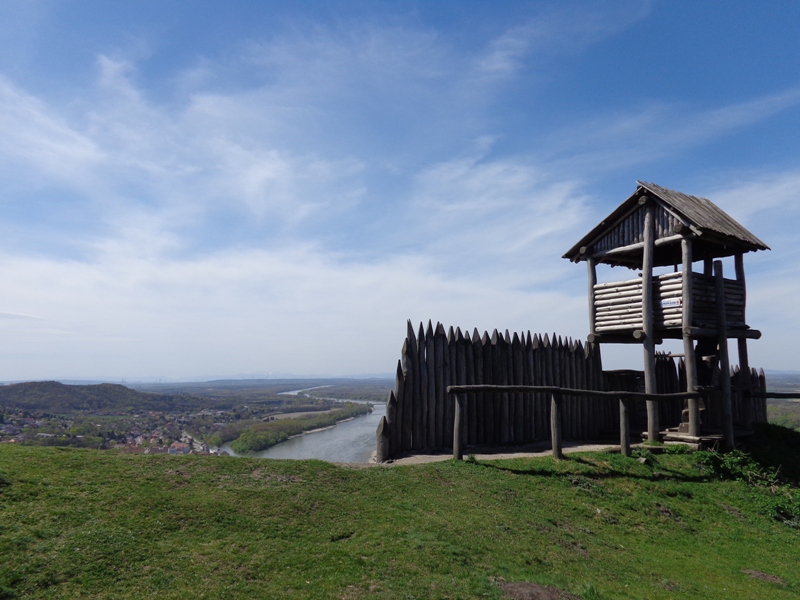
[1,436,799,599]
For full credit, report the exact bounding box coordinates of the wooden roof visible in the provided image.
[563,181,769,268]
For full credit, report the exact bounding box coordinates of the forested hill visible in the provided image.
[0,381,210,413]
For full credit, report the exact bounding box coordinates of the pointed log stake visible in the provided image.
[426,320,435,449]
[453,393,466,460]
[386,390,398,457]
[550,392,563,459]
[715,261,735,448]
[376,416,390,463]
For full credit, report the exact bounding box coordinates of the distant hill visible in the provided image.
[0,381,213,413]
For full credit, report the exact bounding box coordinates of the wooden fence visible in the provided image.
[376,320,768,461]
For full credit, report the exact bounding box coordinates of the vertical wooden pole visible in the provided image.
[641,199,659,442]
[734,253,753,429]
[619,397,631,457]
[453,393,465,460]
[715,261,735,448]
[550,392,563,459]
[587,257,597,335]
[681,237,700,436]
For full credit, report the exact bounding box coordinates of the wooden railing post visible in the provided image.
[619,397,631,457]
[550,392,563,459]
[453,393,465,460]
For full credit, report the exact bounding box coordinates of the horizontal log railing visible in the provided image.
[447,385,701,460]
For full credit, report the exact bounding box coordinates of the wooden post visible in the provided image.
[715,261,735,448]
[453,393,465,460]
[550,392,563,459]
[376,416,390,462]
[734,253,753,429]
[587,257,597,335]
[619,397,631,457]
[641,199,659,442]
[682,237,700,436]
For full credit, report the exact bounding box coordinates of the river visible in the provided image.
[221,398,385,463]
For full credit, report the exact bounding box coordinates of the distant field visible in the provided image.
[766,373,800,431]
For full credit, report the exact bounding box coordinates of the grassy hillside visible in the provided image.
[0,381,213,413]
[1,429,799,599]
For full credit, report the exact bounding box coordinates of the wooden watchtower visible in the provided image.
[563,181,769,446]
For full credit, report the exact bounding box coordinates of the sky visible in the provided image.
[1,0,800,381]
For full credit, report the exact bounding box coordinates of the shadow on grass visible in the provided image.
[467,452,708,484]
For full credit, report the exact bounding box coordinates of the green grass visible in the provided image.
[1,439,798,599]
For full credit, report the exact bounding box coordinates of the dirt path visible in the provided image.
[356,441,620,466]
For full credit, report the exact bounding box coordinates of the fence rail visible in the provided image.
[447,385,701,460]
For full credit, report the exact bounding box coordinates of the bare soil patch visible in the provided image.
[500,581,583,600]
[741,569,785,585]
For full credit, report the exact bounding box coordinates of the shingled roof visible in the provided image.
[563,181,769,268]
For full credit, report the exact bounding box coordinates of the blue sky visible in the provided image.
[1,0,799,380]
